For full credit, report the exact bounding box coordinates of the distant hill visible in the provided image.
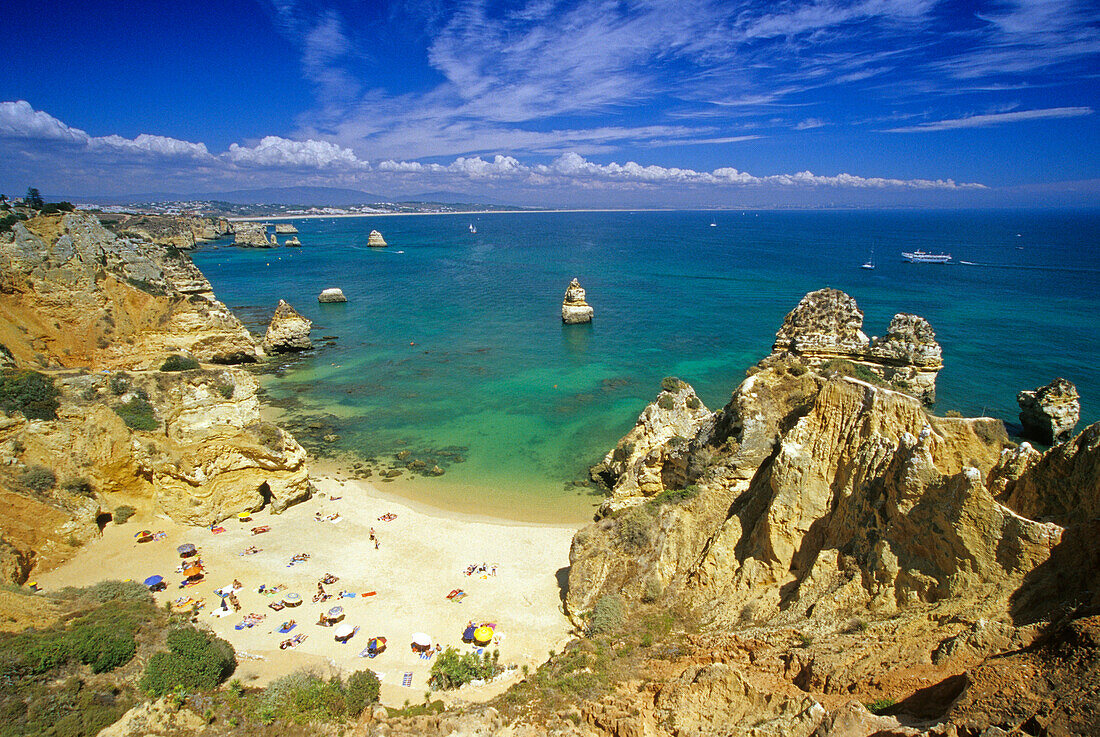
[200,186,390,206]
[398,191,514,206]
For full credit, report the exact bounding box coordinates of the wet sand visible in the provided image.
[35,475,578,707]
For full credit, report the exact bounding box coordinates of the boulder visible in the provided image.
[269,233,277,245]
[318,287,347,303]
[367,230,387,248]
[285,236,301,247]
[274,223,298,234]
[561,278,594,324]
[1018,377,1080,445]
[262,300,312,353]
[232,222,272,248]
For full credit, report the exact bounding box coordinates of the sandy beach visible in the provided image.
[35,475,578,707]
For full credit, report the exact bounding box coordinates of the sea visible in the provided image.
[190,209,1100,523]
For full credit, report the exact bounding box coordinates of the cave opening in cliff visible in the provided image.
[258,482,273,511]
[95,512,112,530]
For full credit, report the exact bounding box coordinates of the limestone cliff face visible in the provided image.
[367,230,387,248]
[772,288,942,402]
[996,422,1100,525]
[107,214,231,249]
[0,213,261,368]
[1017,377,1080,445]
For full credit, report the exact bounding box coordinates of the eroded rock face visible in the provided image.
[997,422,1100,525]
[561,278,594,324]
[285,236,301,247]
[262,300,312,353]
[367,230,387,247]
[107,214,230,249]
[772,288,942,403]
[274,223,298,234]
[0,213,261,367]
[1018,377,1080,445]
[233,222,272,248]
[318,287,347,303]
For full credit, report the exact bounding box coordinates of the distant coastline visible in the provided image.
[230,207,682,222]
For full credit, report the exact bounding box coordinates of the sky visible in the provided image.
[1,0,1098,207]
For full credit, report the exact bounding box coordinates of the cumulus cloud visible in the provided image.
[887,106,1093,132]
[224,135,368,169]
[90,133,212,159]
[0,100,89,143]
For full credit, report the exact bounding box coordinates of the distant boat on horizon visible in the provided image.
[468,223,477,234]
[709,219,716,227]
[902,249,952,263]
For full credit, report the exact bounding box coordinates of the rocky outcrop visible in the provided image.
[1018,377,1080,445]
[318,287,347,303]
[274,223,298,234]
[562,278,594,324]
[367,230,387,248]
[285,236,301,247]
[232,222,272,248]
[105,214,231,249]
[996,422,1100,525]
[590,378,711,511]
[262,300,312,353]
[771,288,943,402]
[0,213,261,367]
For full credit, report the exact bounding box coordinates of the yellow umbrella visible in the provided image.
[237,511,251,520]
[473,626,494,645]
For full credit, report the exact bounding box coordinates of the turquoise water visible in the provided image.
[191,209,1100,522]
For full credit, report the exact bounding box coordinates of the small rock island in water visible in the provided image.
[561,277,594,324]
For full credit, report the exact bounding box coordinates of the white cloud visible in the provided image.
[795,118,828,130]
[887,106,1093,132]
[224,135,368,169]
[0,100,89,143]
[90,133,212,159]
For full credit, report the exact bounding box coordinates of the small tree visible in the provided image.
[25,187,44,209]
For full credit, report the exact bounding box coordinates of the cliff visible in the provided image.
[0,213,262,368]
[772,288,943,402]
[233,221,272,248]
[102,214,231,249]
[551,289,1098,737]
[0,212,309,583]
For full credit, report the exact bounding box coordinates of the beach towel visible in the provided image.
[211,526,226,534]
[357,646,373,658]
[402,672,413,687]
[278,623,296,633]
[362,591,377,597]
[451,592,466,603]
[340,592,356,598]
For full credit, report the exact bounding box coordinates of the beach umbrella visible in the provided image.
[135,530,153,539]
[283,593,301,606]
[237,511,251,521]
[473,626,494,645]
[184,565,203,578]
[334,624,355,640]
[411,632,431,648]
[177,543,197,556]
[143,575,163,587]
[327,606,344,618]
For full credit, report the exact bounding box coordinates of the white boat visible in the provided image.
[861,248,875,270]
[468,223,477,234]
[709,220,716,227]
[901,250,951,263]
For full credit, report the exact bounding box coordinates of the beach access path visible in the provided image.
[35,475,578,706]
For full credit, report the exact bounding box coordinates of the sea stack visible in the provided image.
[269,233,277,245]
[285,236,301,247]
[274,223,298,234]
[233,222,272,248]
[318,287,347,303]
[367,230,387,248]
[262,300,312,353]
[1018,377,1080,445]
[561,278,594,324]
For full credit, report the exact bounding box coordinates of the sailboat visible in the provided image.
[709,219,716,227]
[468,223,477,234]
[861,248,875,270]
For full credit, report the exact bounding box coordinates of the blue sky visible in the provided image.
[1,0,1097,206]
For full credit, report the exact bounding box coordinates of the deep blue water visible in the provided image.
[191,209,1100,521]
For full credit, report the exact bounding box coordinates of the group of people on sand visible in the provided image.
[464,562,498,577]
[314,511,341,523]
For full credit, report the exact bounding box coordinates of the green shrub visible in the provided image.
[250,422,283,451]
[866,697,896,714]
[70,627,136,673]
[20,465,57,493]
[0,369,60,420]
[216,380,235,399]
[344,669,381,715]
[113,505,136,524]
[160,354,200,372]
[107,373,130,396]
[686,395,702,410]
[657,394,675,410]
[617,508,652,551]
[660,377,684,392]
[140,626,235,696]
[84,580,150,603]
[62,476,94,497]
[588,594,625,636]
[944,409,964,418]
[114,397,157,430]
[428,647,502,690]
